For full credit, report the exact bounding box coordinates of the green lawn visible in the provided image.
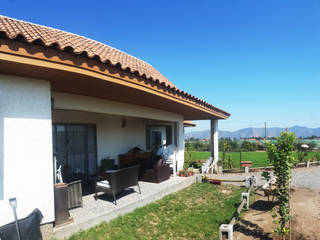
[185,151,320,169]
[68,184,244,240]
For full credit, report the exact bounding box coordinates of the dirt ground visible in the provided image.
[233,187,320,240]
[291,188,320,240]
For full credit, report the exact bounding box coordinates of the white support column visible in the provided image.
[210,119,219,168]
[173,152,177,178]
[175,120,184,174]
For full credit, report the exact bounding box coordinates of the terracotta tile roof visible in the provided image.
[0,15,174,88]
[0,15,230,118]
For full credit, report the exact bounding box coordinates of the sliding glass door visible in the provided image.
[52,124,97,183]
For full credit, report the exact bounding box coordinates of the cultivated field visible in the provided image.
[185,151,319,168]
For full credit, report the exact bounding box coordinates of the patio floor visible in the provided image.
[53,176,196,239]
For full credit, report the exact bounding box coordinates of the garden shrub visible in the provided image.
[267,131,296,239]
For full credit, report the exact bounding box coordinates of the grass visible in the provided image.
[67,183,244,240]
[185,151,320,169]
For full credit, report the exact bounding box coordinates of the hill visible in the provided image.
[185,126,320,139]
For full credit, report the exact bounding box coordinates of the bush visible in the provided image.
[297,151,307,163]
[312,153,320,162]
[223,156,233,169]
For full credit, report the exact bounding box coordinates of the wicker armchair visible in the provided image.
[94,165,141,205]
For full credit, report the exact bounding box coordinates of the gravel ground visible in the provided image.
[292,167,320,192]
[211,166,320,191]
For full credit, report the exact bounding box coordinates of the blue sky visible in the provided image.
[1,0,319,132]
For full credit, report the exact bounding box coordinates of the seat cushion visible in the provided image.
[97,180,111,188]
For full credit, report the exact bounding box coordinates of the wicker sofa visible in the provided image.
[94,165,141,205]
[118,150,171,183]
[139,159,171,183]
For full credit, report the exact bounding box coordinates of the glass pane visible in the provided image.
[53,124,97,182]
[87,125,97,175]
[152,131,162,147]
[55,125,66,169]
[66,125,86,175]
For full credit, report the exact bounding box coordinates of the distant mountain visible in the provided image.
[185,126,320,139]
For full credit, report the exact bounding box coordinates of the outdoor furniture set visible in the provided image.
[95,148,172,204]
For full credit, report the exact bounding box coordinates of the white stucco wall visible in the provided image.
[0,74,54,226]
[52,92,185,170]
[52,92,183,122]
[52,110,146,165]
[0,78,185,227]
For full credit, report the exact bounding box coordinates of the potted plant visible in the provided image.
[187,167,193,176]
[178,169,186,177]
[202,175,208,183]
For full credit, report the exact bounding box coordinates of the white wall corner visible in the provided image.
[0,74,54,225]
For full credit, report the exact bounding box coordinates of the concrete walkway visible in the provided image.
[53,176,196,239]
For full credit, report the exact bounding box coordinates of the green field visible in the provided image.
[68,184,243,240]
[185,151,320,169]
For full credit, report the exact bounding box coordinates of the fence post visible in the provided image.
[241,192,250,209]
[219,178,255,240]
[219,224,233,240]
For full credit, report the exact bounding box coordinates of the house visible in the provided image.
[0,15,230,228]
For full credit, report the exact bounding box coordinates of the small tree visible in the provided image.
[224,156,233,169]
[221,139,229,163]
[267,131,295,239]
[185,141,194,166]
[241,140,252,151]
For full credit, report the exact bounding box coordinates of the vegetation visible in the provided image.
[297,151,307,163]
[186,138,265,152]
[312,152,320,161]
[184,151,319,169]
[186,137,320,153]
[267,131,296,239]
[261,170,271,182]
[68,184,244,240]
[184,136,319,170]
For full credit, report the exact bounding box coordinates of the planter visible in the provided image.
[67,180,83,209]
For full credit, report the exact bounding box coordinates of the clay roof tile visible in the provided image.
[0,15,230,118]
